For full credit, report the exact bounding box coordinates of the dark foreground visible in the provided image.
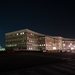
[0,52,75,75]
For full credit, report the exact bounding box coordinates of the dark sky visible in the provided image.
[0,1,75,47]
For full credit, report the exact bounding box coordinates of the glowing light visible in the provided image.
[44,44,45,46]
[63,44,65,46]
[22,32,24,34]
[17,33,18,35]
[31,48,32,50]
[31,33,33,35]
[53,47,56,50]
[71,47,74,50]
[68,45,71,47]
[20,33,22,35]
[42,44,43,46]
[70,43,72,45]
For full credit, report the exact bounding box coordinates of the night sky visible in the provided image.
[0,1,75,47]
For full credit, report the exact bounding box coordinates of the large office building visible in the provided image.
[5,29,75,52]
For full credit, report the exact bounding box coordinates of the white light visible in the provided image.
[71,47,74,50]
[40,44,41,46]
[44,44,45,46]
[17,33,18,35]
[31,40,32,42]
[63,44,65,46]
[68,45,71,47]
[22,32,24,34]
[42,44,43,46]
[31,33,33,35]
[31,48,32,50]
[70,43,72,45]
[29,48,31,50]
[20,33,22,35]
[53,47,56,50]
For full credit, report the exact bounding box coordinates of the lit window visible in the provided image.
[63,44,65,46]
[31,40,32,42]
[46,44,47,46]
[44,44,45,46]
[31,48,32,50]
[17,33,18,35]
[42,44,43,46]
[71,47,74,50]
[40,44,41,46]
[20,33,22,35]
[70,43,72,45]
[29,48,31,50]
[22,32,24,34]
[53,47,56,50]
[31,33,33,35]
[68,45,71,47]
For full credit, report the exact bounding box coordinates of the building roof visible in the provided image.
[5,29,45,36]
[63,38,75,41]
[5,28,75,41]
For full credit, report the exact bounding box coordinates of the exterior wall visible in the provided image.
[5,29,44,51]
[53,37,63,50]
[26,32,39,50]
[5,31,27,50]
[45,37,54,50]
[38,36,46,51]
[5,29,75,52]
[62,40,75,51]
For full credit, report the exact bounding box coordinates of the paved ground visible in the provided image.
[0,52,75,75]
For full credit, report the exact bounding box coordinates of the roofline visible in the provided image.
[5,29,45,36]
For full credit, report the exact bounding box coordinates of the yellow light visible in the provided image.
[53,47,56,50]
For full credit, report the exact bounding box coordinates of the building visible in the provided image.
[5,29,44,52]
[62,38,75,52]
[5,29,75,52]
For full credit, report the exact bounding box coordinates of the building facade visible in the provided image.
[5,29,75,52]
[62,38,75,52]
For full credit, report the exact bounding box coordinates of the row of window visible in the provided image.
[6,44,17,47]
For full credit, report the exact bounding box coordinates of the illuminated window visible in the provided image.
[22,32,24,34]
[53,47,56,50]
[20,33,22,35]
[40,44,41,46]
[46,44,47,46]
[70,43,72,45]
[17,33,18,35]
[31,40,32,42]
[71,47,74,50]
[63,44,65,46]
[44,44,45,46]
[42,44,43,46]
[31,48,32,50]
[68,45,71,47]
[31,33,33,35]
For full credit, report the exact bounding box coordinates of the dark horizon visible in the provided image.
[0,1,75,47]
